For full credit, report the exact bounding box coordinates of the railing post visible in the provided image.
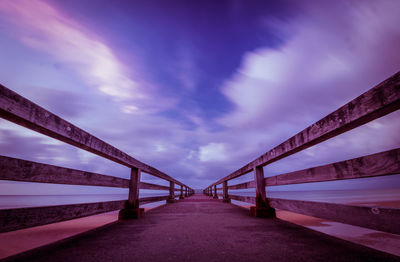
[179,185,184,199]
[118,168,144,220]
[213,185,218,199]
[185,187,188,197]
[167,181,176,203]
[222,180,230,203]
[250,166,275,218]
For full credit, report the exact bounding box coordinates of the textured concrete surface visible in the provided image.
[3,195,399,262]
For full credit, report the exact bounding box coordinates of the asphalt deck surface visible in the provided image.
[3,194,399,262]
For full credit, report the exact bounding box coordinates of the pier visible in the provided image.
[0,194,398,262]
[0,71,400,261]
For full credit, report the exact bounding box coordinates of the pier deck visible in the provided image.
[3,195,398,262]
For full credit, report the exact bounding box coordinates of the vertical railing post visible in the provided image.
[213,185,218,199]
[250,166,275,218]
[185,186,188,197]
[118,168,144,220]
[167,181,176,203]
[179,185,184,199]
[222,180,230,203]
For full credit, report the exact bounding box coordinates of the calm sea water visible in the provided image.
[1,189,398,209]
[229,189,400,206]
[0,192,169,209]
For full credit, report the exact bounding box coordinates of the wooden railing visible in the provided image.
[0,85,194,233]
[204,71,400,235]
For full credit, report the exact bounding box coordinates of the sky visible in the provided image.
[0,0,399,195]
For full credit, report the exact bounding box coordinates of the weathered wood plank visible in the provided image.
[0,200,125,233]
[254,166,270,209]
[139,182,170,191]
[139,196,169,204]
[128,168,140,208]
[229,194,256,205]
[228,181,255,190]
[0,85,187,187]
[265,148,400,186]
[269,198,400,235]
[211,72,400,187]
[223,181,229,201]
[0,155,129,188]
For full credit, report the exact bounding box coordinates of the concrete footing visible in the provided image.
[118,208,144,220]
[250,207,276,218]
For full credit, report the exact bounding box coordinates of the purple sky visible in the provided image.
[0,0,399,195]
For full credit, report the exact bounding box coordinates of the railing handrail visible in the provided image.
[203,72,400,235]
[208,71,400,187]
[223,148,399,190]
[0,84,194,232]
[0,155,190,191]
[0,84,190,188]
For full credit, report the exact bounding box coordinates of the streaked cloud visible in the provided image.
[0,0,158,113]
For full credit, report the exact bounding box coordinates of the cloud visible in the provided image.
[199,142,228,162]
[220,0,400,135]
[221,1,400,129]
[0,0,176,114]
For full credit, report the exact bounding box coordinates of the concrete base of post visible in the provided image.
[118,208,144,220]
[167,198,176,203]
[250,206,276,218]
[222,198,231,203]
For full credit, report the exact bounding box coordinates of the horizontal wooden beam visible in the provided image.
[0,155,129,188]
[0,200,125,233]
[139,196,169,204]
[210,71,400,187]
[0,85,188,187]
[269,198,400,235]
[265,149,400,186]
[228,181,255,190]
[229,194,256,205]
[139,182,169,191]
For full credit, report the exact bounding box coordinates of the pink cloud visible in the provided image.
[0,0,176,114]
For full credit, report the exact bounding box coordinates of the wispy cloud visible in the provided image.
[0,0,175,114]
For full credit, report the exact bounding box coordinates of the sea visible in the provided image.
[0,192,168,209]
[0,189,398,209]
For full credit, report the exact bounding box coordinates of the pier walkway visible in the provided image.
[1,73,400,261]
[3,194,398,262]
